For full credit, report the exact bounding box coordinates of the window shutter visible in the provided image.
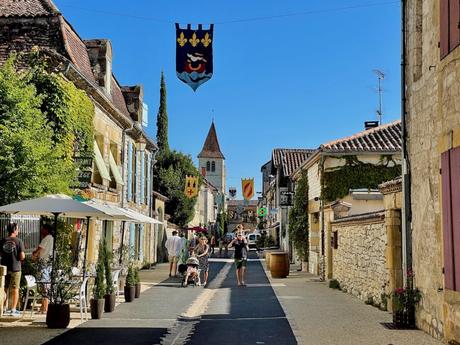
[441,0,450,59]
[129,223,135,259]
[140,152,145,204]
[146,153,151,206]
[450,147,460,289]
[127,142,133,201]
[450,0,460,52]
[442,150,455,290]
[135,151,139,204]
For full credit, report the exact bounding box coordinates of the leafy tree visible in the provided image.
[156,72,169,154]
[288,170,309,261]
[153,150,199,226]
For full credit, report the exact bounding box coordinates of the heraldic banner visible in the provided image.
[184,175,199,198]
[241,178,254,201]
[176,23,213,91]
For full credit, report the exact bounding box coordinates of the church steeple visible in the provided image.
[198,122,225,159]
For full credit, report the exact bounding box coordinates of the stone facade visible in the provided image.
[405,0,460,342]
[331,213,388,305]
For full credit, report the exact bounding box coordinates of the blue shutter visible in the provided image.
[135,151,139,204]
[127,142,133,201]
[147,153,151,207]
[140,152,145,204]
[129,223,135,259]
[139,224,144,262]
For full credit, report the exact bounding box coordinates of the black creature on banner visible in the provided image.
[176,23,214,91]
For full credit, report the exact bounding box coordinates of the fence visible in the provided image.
[0,215,41,255]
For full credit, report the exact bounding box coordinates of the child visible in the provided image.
[183,256,200,287]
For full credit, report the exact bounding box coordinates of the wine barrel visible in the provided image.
[270,252,289,278]
[265,250,280,270]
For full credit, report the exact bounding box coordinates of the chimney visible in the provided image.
[364,121,379,130]
[84,39,113,95]
[121,85,144,123]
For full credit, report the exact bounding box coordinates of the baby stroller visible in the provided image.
[181,256,201,287]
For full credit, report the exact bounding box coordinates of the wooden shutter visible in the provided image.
[450,147,460,289]
[127,142,133,201]
[442,150,455,290]
[450,0,460,52]
[441,0,450,59]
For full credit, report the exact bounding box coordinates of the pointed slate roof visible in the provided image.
[198,122,225,159]
[0,0,60,17]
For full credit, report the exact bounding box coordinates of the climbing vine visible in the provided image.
[289,170,309,262]
[321,155,401,202]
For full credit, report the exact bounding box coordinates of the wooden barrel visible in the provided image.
[270,252,289,278]
[265,250,280,270]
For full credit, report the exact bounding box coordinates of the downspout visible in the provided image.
[401,0,412,284]
[320,154,326,281]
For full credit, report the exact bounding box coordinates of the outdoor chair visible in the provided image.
[69,276,89,322]
[112,269,121,301]
[22,275,46,318]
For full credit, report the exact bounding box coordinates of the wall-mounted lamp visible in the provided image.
[136,137,147,152]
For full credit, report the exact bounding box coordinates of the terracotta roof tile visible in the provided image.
[272,149,315,177]
[0,0,59,17]
[321,120,401,153]
[198,122,225,159]
[110,76,129,116]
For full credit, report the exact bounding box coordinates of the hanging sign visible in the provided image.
[257,207,268,217]
[176,23,214,91]
[241,178,254,201]
[184,175,199,198]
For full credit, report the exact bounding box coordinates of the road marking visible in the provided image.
[244,283,286,287]
[200,316,287,321]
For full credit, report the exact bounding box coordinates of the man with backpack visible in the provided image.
[0,223,25,316]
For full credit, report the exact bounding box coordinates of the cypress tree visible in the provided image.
[156,72,169,154]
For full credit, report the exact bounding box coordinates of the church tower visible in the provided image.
[198,122,226,195]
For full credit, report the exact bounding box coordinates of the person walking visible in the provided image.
[195,236,210,286]
[228,229,249,287]
[0,223,25,316]
[31,223,54,313]
[210,234,216,255]
[165,231,183,277]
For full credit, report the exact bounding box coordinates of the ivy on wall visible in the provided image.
[321,155,401,202]
[289,170,309,262]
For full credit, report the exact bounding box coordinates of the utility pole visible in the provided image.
[373,69,385,125]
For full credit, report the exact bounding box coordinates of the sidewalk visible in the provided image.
[0,263,178,345]
[267,264,443,345]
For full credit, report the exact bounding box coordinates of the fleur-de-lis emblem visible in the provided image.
[189,32,200,47]
[177,32,187,47]
[201,33,212,47]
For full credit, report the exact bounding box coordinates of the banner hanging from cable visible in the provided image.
[176,23,214,91]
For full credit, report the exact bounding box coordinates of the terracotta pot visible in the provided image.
[104,294,116,313]
[135,283,141,298]
[124,286,135,302]
[46,304,70,329]
[90,298,104,319]
[270,252,289,278]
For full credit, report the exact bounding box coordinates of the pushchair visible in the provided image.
[181,256,201,287]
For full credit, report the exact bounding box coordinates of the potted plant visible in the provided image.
[124,265,136,302]
[90,241,106,319]
[103,245,115,312]
[134,268,141,298]
[392,270,421,328]
[46,221,74,329]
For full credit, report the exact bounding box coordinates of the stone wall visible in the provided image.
[331,213,388,305]
[405,0,460,341]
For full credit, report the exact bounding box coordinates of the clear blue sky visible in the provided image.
[54,0,401,199]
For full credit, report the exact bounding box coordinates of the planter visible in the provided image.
[392,310,405,328]
[104,294,116,313]
[46,304,70,329]
[124,286,135,302]
[270,252,289,278]
[392,307,416,329]
[135,283,141,298]
[90,298,104,319]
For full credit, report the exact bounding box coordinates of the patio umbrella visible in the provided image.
[0,194,117,277]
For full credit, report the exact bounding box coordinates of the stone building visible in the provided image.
[188,177,218,230]
[404,0,460,341]
[259,149,314,258]
[227,199,258,232]
[291,121,402,277]
[0,0,160,269]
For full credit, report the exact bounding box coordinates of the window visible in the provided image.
[132,147,137,202]
[441,147,460,291]
[211,161,216,172]
[206,161,210,171]
[440,0,460,59]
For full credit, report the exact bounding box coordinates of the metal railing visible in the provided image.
[0,215,41,255]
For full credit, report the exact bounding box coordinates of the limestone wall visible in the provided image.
[332,215,388,305]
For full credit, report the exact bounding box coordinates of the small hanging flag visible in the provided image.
[241,178,254,201]
[176,23,214,91]
[184,175,199,198]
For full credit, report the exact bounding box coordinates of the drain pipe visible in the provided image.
[401,0,412,284]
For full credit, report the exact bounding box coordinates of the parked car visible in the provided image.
[247,232,261,248]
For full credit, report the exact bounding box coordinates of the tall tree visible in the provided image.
[156,72,169,154]
[288,170,309,262]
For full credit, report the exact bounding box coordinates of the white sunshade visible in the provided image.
[109,151,124,186]
[94,140,111,181]
[0,194,116,219]
[118,207,163,225]
[83,201,163,225]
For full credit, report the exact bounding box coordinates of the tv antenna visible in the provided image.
[373,69,385,125]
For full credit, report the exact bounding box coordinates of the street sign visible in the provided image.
[257,207,267,217]
[280,191,294,206]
